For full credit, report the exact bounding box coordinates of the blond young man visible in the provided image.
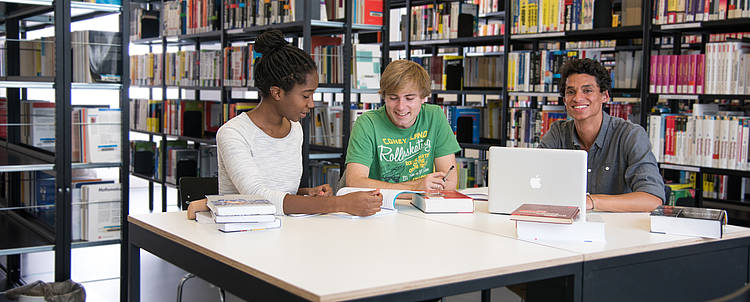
[344,60,461,191]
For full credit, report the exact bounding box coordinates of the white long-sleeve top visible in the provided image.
[216,113,302,215]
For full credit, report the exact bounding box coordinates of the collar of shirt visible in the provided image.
[568,111,612,151]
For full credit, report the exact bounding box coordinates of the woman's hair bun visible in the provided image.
[254,30,288,55]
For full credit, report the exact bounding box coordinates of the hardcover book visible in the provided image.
[206,194,277,216]
[650,205,727,239]
[211,212,276,223]
[411,190,475,213]
[217,218,282,232]
[510,204,580,224]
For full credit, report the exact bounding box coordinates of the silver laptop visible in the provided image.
[488,147,588,216]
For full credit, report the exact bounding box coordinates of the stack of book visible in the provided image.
[198,194,281,232]
[511,203,605,242]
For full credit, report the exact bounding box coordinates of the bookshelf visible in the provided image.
[0,0,130,297]
[128,0,386,208]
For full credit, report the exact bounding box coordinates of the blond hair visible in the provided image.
[379,60,431,98]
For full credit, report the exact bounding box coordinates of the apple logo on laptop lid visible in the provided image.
[529,174,542,189]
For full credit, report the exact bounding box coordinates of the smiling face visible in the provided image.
[563,73,609,123]
[275,72,318,122]
[384,81,426,129]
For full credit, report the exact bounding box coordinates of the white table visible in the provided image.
[396,199,750,301]
[127,211,583,302]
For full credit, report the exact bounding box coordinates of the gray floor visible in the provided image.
[15,176,522,301]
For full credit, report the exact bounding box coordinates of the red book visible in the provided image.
[510,204,580,224]
[362,0,383,25]
[669,55,678,94]
[697,54,705,94]
[411,190,474,213]
[650,55,657,93]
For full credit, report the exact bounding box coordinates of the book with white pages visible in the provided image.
[218,218,282,233]
[336,187,423,210]
[205,194,276,216]
[211,212,276,223]
[515,214,606,242]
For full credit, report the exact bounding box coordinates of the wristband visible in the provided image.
[587,193,595,210]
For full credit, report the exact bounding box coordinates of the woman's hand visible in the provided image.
[299,184,333,197]
[186,198,209,220]
[338,190,383,216]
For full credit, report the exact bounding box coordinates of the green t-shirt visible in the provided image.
[346,104,461,183]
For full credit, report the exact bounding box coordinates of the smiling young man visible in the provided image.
[539,58,665,212]
[344,60,461,191]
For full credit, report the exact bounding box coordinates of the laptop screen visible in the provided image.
[487,147,588,218]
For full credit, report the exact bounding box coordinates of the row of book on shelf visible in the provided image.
[410,55,504,91]
[130,50,222,87]
[0,31,121,83]
[16,171,122,242]
[649,104,750,171]
[654,32,750,47]
[509,0,642,34]
[0,99,121,163]
[650,41,750,95]
[129,99,257,136]
[388,6,504,43]
[130,140,218,183]
[507,46,643,92]
[666,170,750,202]
[652,0,750,24]
[130,39,381,89]
[131,0,384,41]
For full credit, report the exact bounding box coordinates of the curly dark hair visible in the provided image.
[558,58,611,97]
[253,29,317,98]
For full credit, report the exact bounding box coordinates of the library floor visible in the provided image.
[17,176,522,302]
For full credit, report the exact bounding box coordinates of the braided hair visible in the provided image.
[253,30,317,98]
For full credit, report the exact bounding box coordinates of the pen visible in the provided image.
[442,165,455,182]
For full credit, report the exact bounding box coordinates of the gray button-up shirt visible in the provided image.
[540,112,666,202]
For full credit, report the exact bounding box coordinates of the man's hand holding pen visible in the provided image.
[415,165,455,191]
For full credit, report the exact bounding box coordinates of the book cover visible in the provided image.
[206,194,277,216]
[510,203,580,224]
[81,183,121,241]
[217,218,281,232]
[411,190,474,213]
[650,205,727,238]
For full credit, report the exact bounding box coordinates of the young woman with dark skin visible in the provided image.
[188,30,382,218]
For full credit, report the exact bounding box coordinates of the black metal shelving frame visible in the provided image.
[0,0,130,295]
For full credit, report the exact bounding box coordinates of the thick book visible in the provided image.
[516,215,606,242]
[510,204,580,224]
[205,194,277,216]
[650,205,727,239]
[411,190,474,213]
[218,218,282,233]
[211,212,276,223]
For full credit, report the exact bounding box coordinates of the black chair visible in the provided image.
[178,177,218,210]
[176,177,223,302]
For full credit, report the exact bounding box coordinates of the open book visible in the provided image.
[336,187,423,210]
